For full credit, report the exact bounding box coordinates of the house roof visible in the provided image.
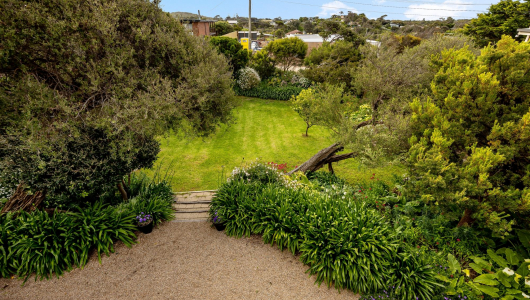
[286,30,303,35]
[286,34,338,43]
[180,19,215,23]
[517,28,530,34]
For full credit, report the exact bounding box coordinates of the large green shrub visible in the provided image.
[209,36,249,75]
[0,0,235,205]
[408,36,530,237]
[249,49,276,80]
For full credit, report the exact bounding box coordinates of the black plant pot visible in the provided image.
[214,223,226,231]
[138,221,153,234]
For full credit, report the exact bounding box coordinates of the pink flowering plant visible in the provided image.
[136,212,153,226]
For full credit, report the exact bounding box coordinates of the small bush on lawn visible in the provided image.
[0,175,174,282]
[234,83,303,100]
[210,164,440,299]
[237,67,261,90]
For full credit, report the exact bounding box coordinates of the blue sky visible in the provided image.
[160,0,496,21]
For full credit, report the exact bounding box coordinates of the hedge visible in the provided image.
[234,83,304,100]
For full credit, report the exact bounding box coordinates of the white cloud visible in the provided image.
[404,0,472,20]
[318,1,358,17]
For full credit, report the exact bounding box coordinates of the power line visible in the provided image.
[273,0,486,16]
[330,1,485,11]
[342,0,492,5]
[276,0,487,12]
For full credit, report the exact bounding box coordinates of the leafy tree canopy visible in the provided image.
[462,0,530,47]
[213,21,235,36]
[0,0,235,205]
[209,36,249,75]
[265,37,308,72]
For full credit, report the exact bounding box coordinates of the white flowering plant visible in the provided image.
[436,249,530,299]
[228,161,312,190]
[237,67,261,90]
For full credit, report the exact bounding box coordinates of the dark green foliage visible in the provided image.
[302,41,362,91]
[3,127,159,208]
[209,36,250,75]
[234,83,303,100]
[0,0,235,205]
[213,21,234,36]
[249,49,276,80]
[0,176,174,282]
[462,0,530,47]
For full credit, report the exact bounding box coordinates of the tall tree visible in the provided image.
[265,37,307,72]
[408,36,530,236]
[462,0,530,47]
[0,0,235,206]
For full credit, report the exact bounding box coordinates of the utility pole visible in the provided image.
[248,0,252,43]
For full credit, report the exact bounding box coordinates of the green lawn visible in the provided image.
[149,97,403,192]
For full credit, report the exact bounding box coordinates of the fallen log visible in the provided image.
[287,143,355,175]
[1,183,45,214]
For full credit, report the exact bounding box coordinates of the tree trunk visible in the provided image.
[328,162,334,174]
[117,182,128,201]
[457,209,474,227]
[1,183,46,214]
[287,143,354,175]
[305,124,309,136]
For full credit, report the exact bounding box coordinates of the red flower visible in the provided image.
[417,245,420,248]
[436,242,439,245]
[394,205,398,208]
[456,239,460,242]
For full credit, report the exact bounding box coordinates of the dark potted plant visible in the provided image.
[136,212,154,234]
[212,211,225,231]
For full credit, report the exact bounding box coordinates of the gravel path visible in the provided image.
[0,222,359,300]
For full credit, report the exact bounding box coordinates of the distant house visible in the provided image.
[366,39,381,47]
[222,31,259,41]
[284,34,381,53]
[390,23,400,28]
[517,27,530,42]
[286,30,303,35]
[227,20,238,25]
[285,34,338,53]
[180,19,216,37]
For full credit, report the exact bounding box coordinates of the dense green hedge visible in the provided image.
[0,176,174,282]
[210,165,440,299]
[234,83,304,100]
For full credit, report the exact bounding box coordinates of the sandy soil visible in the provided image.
[0,222,359,300]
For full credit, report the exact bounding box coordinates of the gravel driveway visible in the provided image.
[0,222,359,300]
